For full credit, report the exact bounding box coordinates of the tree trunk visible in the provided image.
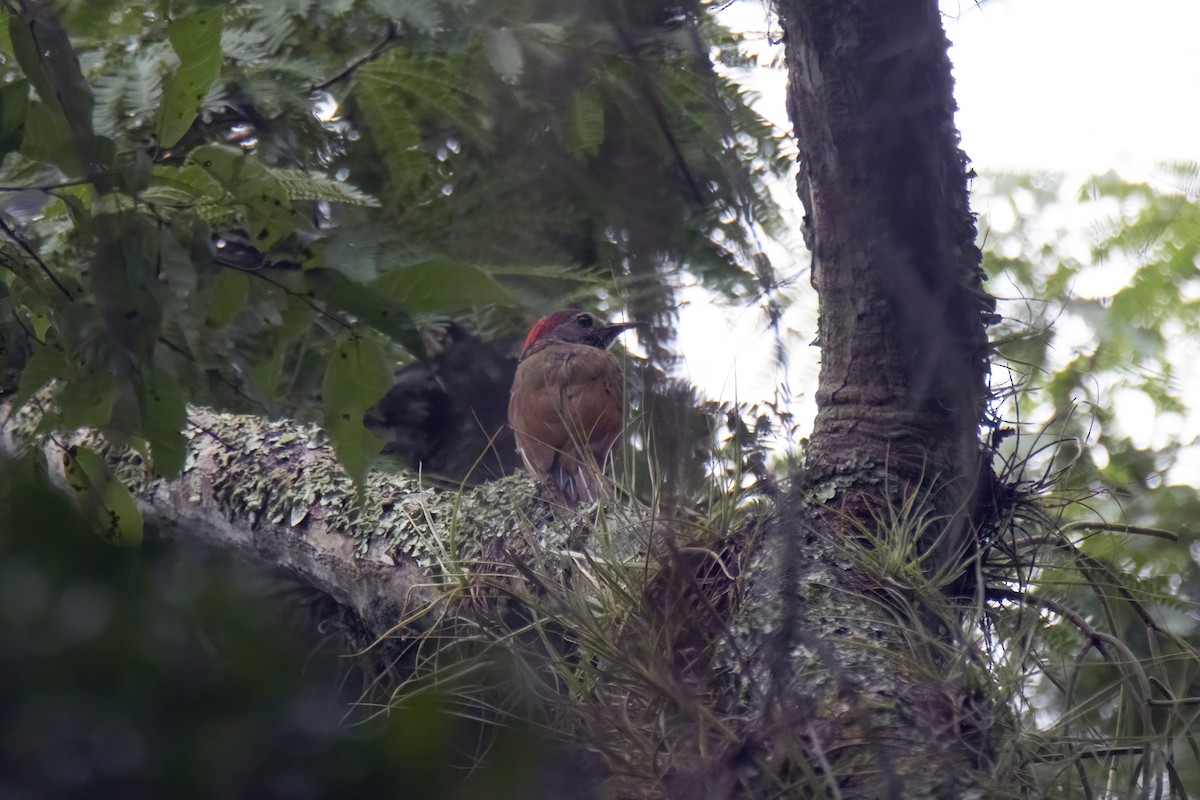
[725,0,1001,794]
[783,0,995,564]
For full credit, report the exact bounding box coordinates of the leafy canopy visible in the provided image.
[0,0,789,490]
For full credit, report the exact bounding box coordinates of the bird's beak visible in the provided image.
[601,320,641,347]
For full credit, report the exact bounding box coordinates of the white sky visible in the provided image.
[944,0,1200,177]
[717,0,1200,192]
[675,0,1200,461]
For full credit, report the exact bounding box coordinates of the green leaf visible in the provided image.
[277,294,318,343]
[155,7,225,149]
[90,211,164,364]
[19,100,81,176]
[155,223,198,299]
[370,260,516,314]
[206,269,251,328]
[55,368,118,430]
[8,3,108,187]
[12,341,68,411]
[62,446,144,547]
[149,162,228,201]
[7,7,90,136]
[322,334,391,489]
[0,80,30,157]
[140,366,188,477]
[188,145,300,249]
[323,334,392,413]
[326,416,384,495]
[117,148,154,195]
[246,352,285,409]
[314,225,433,282]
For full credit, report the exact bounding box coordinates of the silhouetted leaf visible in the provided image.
[0,80,29,157]
[19,101,80,176]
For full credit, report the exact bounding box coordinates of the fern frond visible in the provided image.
[273,169,381,207]
[222,4,296,64]
[278,0,319,16]
[565,86,605,159]
[256,56,326,81]
[366,0,444,32]
[351,77,430,199]
[357,52,488,146]
[91,45,172,136]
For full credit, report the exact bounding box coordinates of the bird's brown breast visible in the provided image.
[508,343,625,473]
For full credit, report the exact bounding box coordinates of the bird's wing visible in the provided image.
[508,349,572,475]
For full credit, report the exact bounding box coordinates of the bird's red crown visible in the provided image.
[522,310,575,352]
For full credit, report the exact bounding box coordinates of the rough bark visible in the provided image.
[0,400,581,638]
[781,0,995,561]
[723,0,1002,795]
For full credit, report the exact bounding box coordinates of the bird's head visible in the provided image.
[520,310,637,359]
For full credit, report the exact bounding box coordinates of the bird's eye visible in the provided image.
[576,314,593,328]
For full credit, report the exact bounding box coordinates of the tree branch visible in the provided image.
[0,400,571,636]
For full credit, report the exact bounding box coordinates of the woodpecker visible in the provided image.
[508,310,635,506]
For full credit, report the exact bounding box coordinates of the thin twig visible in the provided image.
[248,269,353,331]
[0,215,74,300]
[156,334,258,408]
[0,179,91,192]
[309,22,398,92]
[186,418,234,449]
[1060,521,1179,542]
[987,586,1111,657]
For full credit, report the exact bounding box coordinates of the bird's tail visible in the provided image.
[548,457,602,507]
